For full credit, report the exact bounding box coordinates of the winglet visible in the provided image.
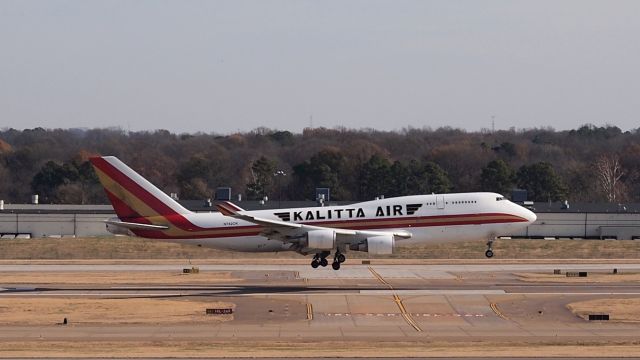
[216,201,245,216]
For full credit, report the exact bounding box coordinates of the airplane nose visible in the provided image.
[523,208,537,223]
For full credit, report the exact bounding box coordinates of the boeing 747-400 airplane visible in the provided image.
[90,156,536,270]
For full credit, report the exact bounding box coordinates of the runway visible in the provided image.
[0,261,639,357]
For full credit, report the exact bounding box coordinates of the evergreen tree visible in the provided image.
[293,149,351,200]
[422,162,451,194]
[358,154,393,200]
[176,155,212,199]
[31,161,79,202]
[517,162,567,201]
[245,156,276,200]
[480,159,515,195]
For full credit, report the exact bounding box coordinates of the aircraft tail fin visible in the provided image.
[90,156,192,220]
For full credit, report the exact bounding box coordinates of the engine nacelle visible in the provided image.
[305,229,336,250]
[349,234,395,255]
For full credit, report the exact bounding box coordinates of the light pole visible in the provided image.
[273,170,287,208]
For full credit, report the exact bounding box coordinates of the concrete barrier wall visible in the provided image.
[511,213,640,239]
[0,213,112,238]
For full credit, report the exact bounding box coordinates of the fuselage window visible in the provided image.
[496,196,505,201]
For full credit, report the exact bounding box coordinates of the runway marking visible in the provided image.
[368,266,422,332]
[490,302,509,321]
[368,266,390,286]
[360,290,506,295]
[325,313,485,317]
[306,303,313,321]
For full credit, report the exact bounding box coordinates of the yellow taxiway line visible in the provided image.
[307,303,313,321]
[490,302,509,320]
[368,266,422,332]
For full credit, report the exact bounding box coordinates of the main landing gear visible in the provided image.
[310,250,346,270]
[310,251,330,268]
[331,250,346,270]
[485,237,495,258]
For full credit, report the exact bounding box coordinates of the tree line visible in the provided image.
[0,125,637,204]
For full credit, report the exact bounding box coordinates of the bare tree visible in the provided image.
[595,154,625,202]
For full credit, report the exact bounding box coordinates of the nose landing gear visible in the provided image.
[485,237,495,258]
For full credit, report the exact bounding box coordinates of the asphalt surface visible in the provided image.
[16,358,640,360]
[1,262,639,357]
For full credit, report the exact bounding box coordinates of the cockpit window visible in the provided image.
[496,196,505,201]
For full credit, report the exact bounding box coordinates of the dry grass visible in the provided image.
[0,271,238,285]
[567,298,640,322]
[515,272,640,283]
[1,236,640,260]
[0,298,234,325]
[0,340,640,358]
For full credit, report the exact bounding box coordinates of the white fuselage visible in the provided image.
[153,193,536,253]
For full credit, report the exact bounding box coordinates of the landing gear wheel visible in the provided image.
[320,258,328,267]
[336,253,346,263]
[332,261,341,270]
[311,260,320,268]
[485,237,495,259]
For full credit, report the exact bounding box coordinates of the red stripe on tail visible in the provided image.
[104,188,144,220]
[91,157,180,217]
[90,156,209,232]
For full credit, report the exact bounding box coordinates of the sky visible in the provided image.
[1,0,639,134]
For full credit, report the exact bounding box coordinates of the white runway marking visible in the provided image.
[325,313,486,317]
[360,290,506,295]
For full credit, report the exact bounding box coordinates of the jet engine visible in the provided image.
[305,229,336,250]
[349,234,395,255]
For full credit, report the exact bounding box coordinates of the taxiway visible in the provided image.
[1,262,639,344]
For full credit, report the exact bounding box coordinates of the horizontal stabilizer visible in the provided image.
[105,220,169,231]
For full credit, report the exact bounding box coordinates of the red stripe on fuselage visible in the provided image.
[132,212,527,240]
[303,212,526,227]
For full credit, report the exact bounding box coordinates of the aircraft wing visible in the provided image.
[216,201,412,242]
